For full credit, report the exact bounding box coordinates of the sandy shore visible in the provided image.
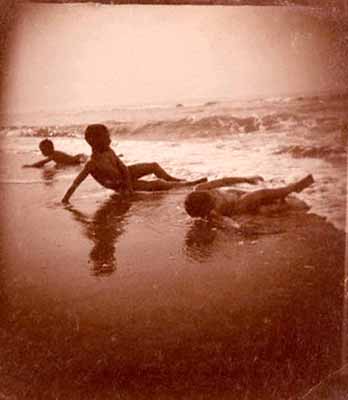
[0,178,347,399]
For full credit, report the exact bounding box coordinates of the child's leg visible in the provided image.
[132,177,207,192]
[195,178,232,191]
[128,163,184,182]
[291,174,315,192]
[236,187,293,212]
[195,176,264,191]
[236,174,314,212]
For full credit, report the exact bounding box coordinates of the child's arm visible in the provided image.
[62,163,92,203]
[195,176,264,191]
[23,158,52,168]
[207,209,224,222]
[74,154,88,163]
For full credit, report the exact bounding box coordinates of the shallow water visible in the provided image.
[0,169,346,399]
[1,133,346,232]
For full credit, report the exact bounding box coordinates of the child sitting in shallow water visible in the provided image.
[62,124,207,203]
[184,174,314,220]
[23,139,86,168]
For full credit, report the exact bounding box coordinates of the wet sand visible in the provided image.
[0,177,347,399]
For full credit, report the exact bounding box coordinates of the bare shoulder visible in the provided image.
[85,158,94,167]
[92,148,117,160]
[51,150,70,159]
[51,150,79,164]
[52,150,68,156]
[108,148,122,161]
[80,159,94,172]
[90,149,123,172]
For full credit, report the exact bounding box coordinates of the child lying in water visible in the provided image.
[23,139,87,168]
[62,124,207,203]
[184,174,314,220]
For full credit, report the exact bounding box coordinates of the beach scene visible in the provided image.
[0,3,347,399]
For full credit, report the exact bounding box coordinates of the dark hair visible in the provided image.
[39,139,54,155]
[85,124,111,153]
[184,190,216,218]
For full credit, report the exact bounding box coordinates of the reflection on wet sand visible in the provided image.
[66,195,131,276]
[41,167,59,185]
[184,213,286,263]
[1,185,346,399]
[184,219,219,262]
[41,164,85,186]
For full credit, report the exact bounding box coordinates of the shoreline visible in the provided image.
[0,185,347,399]
[1,134,347,234]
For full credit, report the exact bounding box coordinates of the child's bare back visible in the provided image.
[23,139,86,168]
[50,150,85,166]
[184,174,314,220]
[87,148,126,190]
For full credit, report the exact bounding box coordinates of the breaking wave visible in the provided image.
[274,144,347,162]
[1,110,345,139]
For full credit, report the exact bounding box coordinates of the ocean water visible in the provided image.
[1,93,347,231]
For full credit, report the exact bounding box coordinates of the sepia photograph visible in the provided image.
[0,0,347,399]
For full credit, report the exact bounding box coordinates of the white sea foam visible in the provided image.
[0,179,46,185]
[1,93,346,231]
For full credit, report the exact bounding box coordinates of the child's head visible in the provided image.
[39,139,54,156]
[184,190,216,219]
[85,124,111,153]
